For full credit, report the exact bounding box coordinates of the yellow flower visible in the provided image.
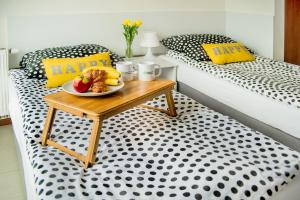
[122,19,131,26]
[134,20,143,27]
[127,21,133,26]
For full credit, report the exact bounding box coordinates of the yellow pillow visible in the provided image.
[43,52,112,88]
[202,43,255,65]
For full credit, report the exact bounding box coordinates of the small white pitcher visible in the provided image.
[138,61,161,81]
[116,61,136,81]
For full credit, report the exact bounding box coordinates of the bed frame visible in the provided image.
[178,81,300,152]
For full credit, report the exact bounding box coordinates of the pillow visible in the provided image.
[161,34,236,52]
[160,34,253,62]
[160,35,188,52]
[202,43,255,65]
[180,34,237,61]
[43,52,113,88]
[21,44,123,79]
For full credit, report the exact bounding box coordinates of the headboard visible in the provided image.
[7,10,225,67]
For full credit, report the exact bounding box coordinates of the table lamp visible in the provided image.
[140,31,160,59]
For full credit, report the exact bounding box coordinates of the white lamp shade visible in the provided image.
[140,31,160,48]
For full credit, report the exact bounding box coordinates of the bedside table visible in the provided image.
[126,55,178,84]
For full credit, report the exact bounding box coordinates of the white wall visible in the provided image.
[0,0,226,65]
[0,0,285,61]
[225,0,275,59]
[225,0,274,15]
[0,0,224,15]
[0,17,7,48]
[7,11,225,62]
[274,0,285,61]
[225,0,285,60]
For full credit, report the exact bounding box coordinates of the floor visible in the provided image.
[0,125,26,200]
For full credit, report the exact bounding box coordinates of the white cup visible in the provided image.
[116,61,136,81]
[138,61,161,81]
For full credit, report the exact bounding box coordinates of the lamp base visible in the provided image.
[144,47,156,60]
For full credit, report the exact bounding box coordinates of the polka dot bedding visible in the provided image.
[20,44,123,79]
[167,50,300,110]
[9,69,300,200]
[161,34,253,62]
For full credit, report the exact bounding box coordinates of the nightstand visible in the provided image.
[126,55,178,88]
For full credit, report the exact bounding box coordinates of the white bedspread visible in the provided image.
[167,50,300,109]
[164,51,300,139]
[8,69,300,200]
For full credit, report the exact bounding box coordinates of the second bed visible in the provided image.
[161,51,300,151]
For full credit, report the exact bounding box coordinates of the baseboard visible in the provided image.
[0,118,12,126]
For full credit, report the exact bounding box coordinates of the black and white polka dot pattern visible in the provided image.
[9,69,300,200]
[168,50,300,109]
[161,34,248,62]
[20,44,123,79]
[160,35,190,52]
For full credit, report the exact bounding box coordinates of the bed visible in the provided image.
[8,68,300,200]
[161,50,300,152]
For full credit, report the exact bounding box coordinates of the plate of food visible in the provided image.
[62,67,125,97]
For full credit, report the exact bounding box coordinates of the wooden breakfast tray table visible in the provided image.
[41,80,176,168]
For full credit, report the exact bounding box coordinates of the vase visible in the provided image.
[125,41,133,58]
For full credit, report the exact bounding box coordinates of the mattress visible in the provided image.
[8,78,38,200]
[8,69,300,200]
[162,52,300,140]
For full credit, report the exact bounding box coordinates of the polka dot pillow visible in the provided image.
[181,34,237,61]
[160,35,189,52]
[20,44,123,79]
[161,34,253,62]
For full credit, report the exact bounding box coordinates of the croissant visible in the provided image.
[84,69,106,82]
[92,81,108,93]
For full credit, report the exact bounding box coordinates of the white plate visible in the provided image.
[62,80,125,97]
